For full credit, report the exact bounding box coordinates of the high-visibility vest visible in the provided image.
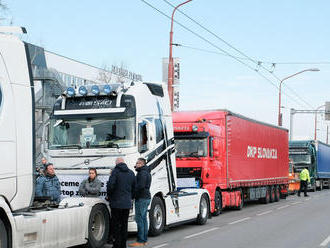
[300,168,311,182]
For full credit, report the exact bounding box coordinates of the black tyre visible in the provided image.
[319,181,323,191]
[212,190,222,216]
[274,186,280,202]
[0,218,8,248]
[311,183,316,192]
[261,187,270,204]
[270,186,275,203]
[196,194,209,225]
[149,196,165,236]
[88,204,110,248]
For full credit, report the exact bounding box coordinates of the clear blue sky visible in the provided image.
[3,0,330,141]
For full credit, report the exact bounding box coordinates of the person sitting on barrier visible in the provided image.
[35,163,61,203]
[79,168,102,197]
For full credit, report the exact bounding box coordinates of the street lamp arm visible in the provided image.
[278,68,319,126]
[281,68,320,84]
[170,0,192,32]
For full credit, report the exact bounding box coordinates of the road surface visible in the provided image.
[106,189,330,248]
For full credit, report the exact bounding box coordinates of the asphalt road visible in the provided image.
[110,189,330,248]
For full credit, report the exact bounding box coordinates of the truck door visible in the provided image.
[0,54,17,201]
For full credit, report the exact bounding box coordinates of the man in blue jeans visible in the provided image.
[129,158,151,247]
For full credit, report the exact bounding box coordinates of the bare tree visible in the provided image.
[0,1,8,23]
[97,64,113,84]
[114,61,129,84]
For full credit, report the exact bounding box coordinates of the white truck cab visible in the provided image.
[0,27,210,248]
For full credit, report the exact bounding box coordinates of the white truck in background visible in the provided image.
[0,27,210,248]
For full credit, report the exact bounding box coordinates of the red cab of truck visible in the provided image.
[173,110,289,215]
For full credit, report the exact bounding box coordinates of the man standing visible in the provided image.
[129,158,151,247]
[107,158,136,248]
[35,163,61,203]
[298,167,311,197]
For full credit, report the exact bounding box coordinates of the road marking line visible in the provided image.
[305,198,311,201]
[152,243,169,248]
[320,235,330,247]
[277,204,290,210]
[256,210,273,216]
[184,227,219,239]
[229,217,251,225]
[290,202,301,205]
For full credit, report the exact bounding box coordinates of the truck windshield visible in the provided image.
[176,138,207,158]
[289,154,311,164]
[49,117,135,149]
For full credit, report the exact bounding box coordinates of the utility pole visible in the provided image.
[168,0,192,111]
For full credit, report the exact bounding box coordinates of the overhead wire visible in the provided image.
[162,0,316,109]
[140,0,312,109]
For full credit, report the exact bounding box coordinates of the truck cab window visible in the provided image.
[138,122,148,153]
[176,138,208,158]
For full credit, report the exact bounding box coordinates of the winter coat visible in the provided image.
[35,174,61,203]
[79,177,102,197]
[107,162,136,209]
[135,165,151,200]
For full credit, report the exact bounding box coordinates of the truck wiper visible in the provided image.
[90,143,120,149]
[56,144,82,149]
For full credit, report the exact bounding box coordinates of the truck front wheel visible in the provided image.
[196,194,209,225]
[88,204,110,248]
[149,196,165,236]
[0,218,8,248]
[212,190,222,216]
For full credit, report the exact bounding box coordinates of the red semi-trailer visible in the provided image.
[173,110,289,215]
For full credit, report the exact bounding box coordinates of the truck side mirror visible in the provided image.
[213,138,220,157]
[138,121,148,153]
[209,137,214,157]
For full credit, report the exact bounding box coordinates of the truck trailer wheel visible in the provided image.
[88,204,110,248]
[261,187,270,204]
[0,218,8,248]
[212,190,222,216]
[274,186,280,202]
[270,186,275,203]
[149,196,165,236]
[196,194,209,225]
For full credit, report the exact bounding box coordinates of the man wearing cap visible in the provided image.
[35,163,61,203]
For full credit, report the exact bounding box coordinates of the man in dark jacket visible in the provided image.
[107,157,136,248]
[129,158,151,247]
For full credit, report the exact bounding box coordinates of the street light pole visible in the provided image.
[278,68,320,126]
[168,0,192,111]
